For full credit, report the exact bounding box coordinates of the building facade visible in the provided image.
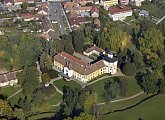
[108,5,133,21]
[54,50,117,83]
[0,71,19,87]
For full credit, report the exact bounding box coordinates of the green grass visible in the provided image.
[53,79,81,91]
[8,91,23,106]
[103,95,165,120]
[140,2,165,18]
[0,86,20,97]
[90,76,142,103]
[47,92,62,105]
[99,93,147,114]
[28,112,55,120]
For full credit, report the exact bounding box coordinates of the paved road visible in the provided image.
[156,15,165,25]
[49,76,63,95]
[48,2,66,35]
[97,91,144,105]
[73,52,93,63]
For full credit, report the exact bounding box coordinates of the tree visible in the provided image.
[22,1,29,9]
[83,92,96,112]
[66,112,96,120]
[158,79,165,94]
[123,62,137,76]
[18,67,40,97]
[138,27,164,63]
[104,80,120,103]
[140,72,158,94]
[114,77,128,97]
[97,27,127,51]
[41,73,51,84]
[133,50,144,71]
[151,57,163,70]
[0,99,13,117]
[13,108,25,120]
[72,28,85,52]
[18,96,31,112]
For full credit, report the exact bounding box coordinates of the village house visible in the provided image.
[108,5,132,21]
[101,0,118,10]
[119,0,129,4]
[42,17,59,40]
[130,0,145,6]
[83,45,105,56]
[90,6,99,18]
[37,6,48,16]
[4,0,14,6]
[0,71,19,87]
[79,0,93,5]
[53,50,118,83]
[20,13,34,21]
[14,0,34,5]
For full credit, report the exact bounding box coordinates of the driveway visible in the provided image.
[48,2,66,35]
[73,52,93,63]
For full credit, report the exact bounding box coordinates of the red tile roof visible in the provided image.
[91,6,99,14]
[108,5,132,15]
[39,2,48,7]
[60,52,89,66]
[20,13,33,19]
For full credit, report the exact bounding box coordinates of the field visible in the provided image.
[103,95,165,120]
[89,76,142,103]
[53,79,81,91]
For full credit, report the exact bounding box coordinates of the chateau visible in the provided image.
[53,46,118,83]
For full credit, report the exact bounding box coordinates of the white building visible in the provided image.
[108,5,133,21]
[0,72,18,87]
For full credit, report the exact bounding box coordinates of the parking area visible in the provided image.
[73,52,93,63]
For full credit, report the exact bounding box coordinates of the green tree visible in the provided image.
[0,99,13,117]
[141,72,158,94]
[18,67,40,97]
[158,79,165,94]
[13,108,25,120]
[83,92,96,112]
[133,50,144,71]
[138,27,164,63]
[97,27,127,51]
[123,62,137,76]
[73,112,96,120]
[41,73,51,84]
[104,80,120,102]
[22,1,29,9]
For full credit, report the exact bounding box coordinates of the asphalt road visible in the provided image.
[48,2,66,35]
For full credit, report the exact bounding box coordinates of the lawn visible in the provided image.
[140,2,165,18]
[99,93,147,114]
[103,95,165,120]
[8,91,23,106]
[89,76,142,103]
[47,92,62,105]
[28,112,55,120]
[0,86,20,97]
[53,79,81,91]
